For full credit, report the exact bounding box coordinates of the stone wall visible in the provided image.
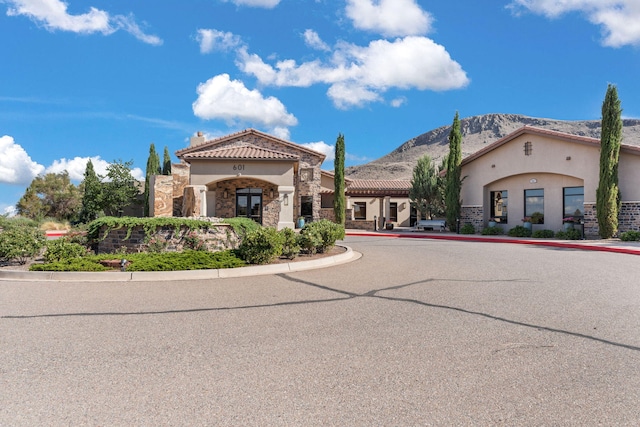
[172,163,190,217]
[319,208,335,221]
[618,201,640,232]
[460,205,483,233]
[345,219,375,231]
[95,224,239,254]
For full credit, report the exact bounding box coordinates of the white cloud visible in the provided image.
[508,0,640,47]
[300,141,335,161]
[390,96,407,107]
[303,29,330,51]
[0,135,45,185]
[192,73,298,132]
[237,36,469,109]
[5,0,162,45]
[196,29,243,54]
[2,205,17,217]
[224,0,280,8]
[45,156,110,180]
[345,0,433,37]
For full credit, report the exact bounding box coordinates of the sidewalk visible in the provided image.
[345,227,640,256]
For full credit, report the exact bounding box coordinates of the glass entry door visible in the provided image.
[236,188,262,224]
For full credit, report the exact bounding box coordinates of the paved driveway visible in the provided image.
[2,236,640,425]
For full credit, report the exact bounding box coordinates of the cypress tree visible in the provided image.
[144,143,161,217]
[596,84,623,238]
[445,112,462,231]
[409,154,439,220]
[79,159,103,223]
[334,133,346,225]
[162,146,172,175]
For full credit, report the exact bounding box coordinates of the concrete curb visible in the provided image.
[346,231,640,256]
[0,245,361,282]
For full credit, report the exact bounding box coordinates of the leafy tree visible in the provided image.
[144,143,161,216]
[596,84,622,238]
[162,146,172,175]
[16,172,81,221]
[409,154,440,221]
[79,159,103,223]
[333,133,346,225]
[445,111,463,230]
[102,160,140,217]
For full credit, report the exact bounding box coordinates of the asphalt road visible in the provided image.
[2,236,640,426]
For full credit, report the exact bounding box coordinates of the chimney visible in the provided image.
[190,131,205,147]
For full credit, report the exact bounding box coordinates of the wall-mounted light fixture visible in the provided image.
[283,194,289,206]
[223,189,228,199]
[269,189,274,198]
[566,156,571,161]
[491,164,496,168]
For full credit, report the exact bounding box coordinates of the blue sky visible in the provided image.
[1,0,639,216]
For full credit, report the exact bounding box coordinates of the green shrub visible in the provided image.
[301,219,344,253]
[87,216,211,241]
[508,225,532,237]
[238,227,284,264]
[481,226,503,235]
[531,229,555,238]
[297,229,322,255]
[44,238,88,263]
[0,227,46,264]
[224,217,260,238]
[620,230,640,241]
[124,250,245,271]
[30,258,110,272]
[0,216,39,230]
[280,227,300,260]
[31,250,245,272]
[460,223,475,234]
[555,229,582,240]
[146,236,168,253]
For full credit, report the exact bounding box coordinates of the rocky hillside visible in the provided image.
[345,113,640,180]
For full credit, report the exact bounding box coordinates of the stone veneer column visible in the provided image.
[278,185,295,230]
[150,175,174,217]
[182,185,208,217]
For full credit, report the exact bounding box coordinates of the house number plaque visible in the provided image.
[233,164,245,171]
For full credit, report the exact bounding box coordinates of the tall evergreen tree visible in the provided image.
[162,146,172,175]
[79,159,103,223]
[596,84,623,238]
[409,154,439,221]
[333,133,346,225]
[103,160,139,217]
[144,143,161,216]
[445,112,462,231]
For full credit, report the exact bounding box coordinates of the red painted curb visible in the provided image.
[345,232,640,256]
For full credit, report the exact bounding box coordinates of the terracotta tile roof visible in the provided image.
[181,145,299,161]
[176,128,325,160]
[347,179,412,190]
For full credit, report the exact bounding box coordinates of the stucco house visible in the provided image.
[149,129,410,230]
[460,126,640,237]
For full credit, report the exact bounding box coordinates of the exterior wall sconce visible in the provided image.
[491,164,496,168]
[269,189,274,198]
[566,156,571,161]
[283,194,289,206]
[223,189,228,199]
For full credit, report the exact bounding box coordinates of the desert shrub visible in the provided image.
[224,217,260,238]
[460,223,475,234]
[0,216,39,230]
[0,226,46,264]
[237,227,283,264]
[297,229,322,255]
[555,229,582,240]
[481,226,503,235]
[620,230,640,241]
[301,219,344,253]
[531,229,555,238]
[530,211,544,224]
[508,225,532,237]
[146,236,168,253]
[280,227,300,260]
[44,238,88,263]
[30,258,110,272]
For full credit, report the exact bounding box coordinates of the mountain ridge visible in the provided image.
[345,113,640,180]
